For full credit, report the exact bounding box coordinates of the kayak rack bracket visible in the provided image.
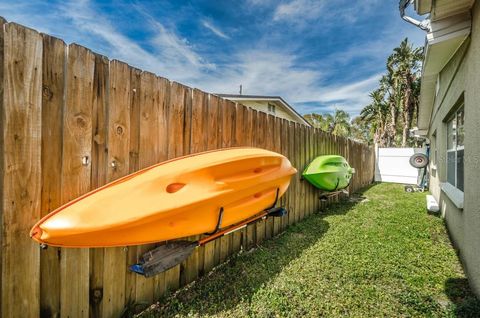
[204,188,280,236]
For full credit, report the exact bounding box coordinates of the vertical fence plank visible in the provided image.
[312,129,318,212]
[135,71,163,306]
[164,82,187,293]
[231,103,244,254]
[102,60,131,318]
[0,10,4,277]
[280,119,290,230]
[203,94,219,273]
[0,19,5,317]
[184,89,208,282]
[264,114,275,239]
[60,43,95,318]
[245,108,257,249]
[255,111,267,244]
[152,75,169,301]
[1,22,42,318]
[288,122,296,225]
[89,52,109,318]
[300,125,307,220]
[219,99,235,263]
[123,67,141,311]
[292,123,300,223]
[307,127,313,214]
[273,117,282,235]
[39,33,65,318]
[179,85,193,288]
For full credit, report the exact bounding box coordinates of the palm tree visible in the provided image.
[361,89,389,146]
[330,109,351,137]
[304,109,351,136]
[304,113,331,131]
[388,38,423,146]
[350,116,372,144]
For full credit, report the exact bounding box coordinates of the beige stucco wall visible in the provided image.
[427,0,480,297]
[234,100,300,123]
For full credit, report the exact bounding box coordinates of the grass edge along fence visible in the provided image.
[0,19,375,318]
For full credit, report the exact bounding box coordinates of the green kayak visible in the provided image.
[302,155,355,191]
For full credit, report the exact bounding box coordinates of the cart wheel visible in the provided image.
[405,185,414,193]
[409,153,429,168]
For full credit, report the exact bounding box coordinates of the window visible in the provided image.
[431,131,437,166]
[268,103,276,114]
[446,106,464,191]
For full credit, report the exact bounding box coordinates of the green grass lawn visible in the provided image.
[138,183,480,317]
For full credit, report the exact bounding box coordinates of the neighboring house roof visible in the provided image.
[411,0,473,135]
[216,94,311,127]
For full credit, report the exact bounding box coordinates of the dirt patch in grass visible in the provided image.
[137,183,480,317]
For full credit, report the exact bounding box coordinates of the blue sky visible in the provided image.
[0,0,426,116]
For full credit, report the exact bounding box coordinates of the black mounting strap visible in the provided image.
[266,188,280,210]
[205,207,224,235]
[333,178,340,191]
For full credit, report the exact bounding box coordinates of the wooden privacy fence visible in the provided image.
[0,20,375,318]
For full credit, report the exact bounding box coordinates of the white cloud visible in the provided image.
[274,0,325,21]
[200,50,380,115]
[56,0,214,83]
[201,50,319,99]
[201,20,230,39]
[273,0,383,26]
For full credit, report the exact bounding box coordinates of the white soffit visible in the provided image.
[417,11,471,131]
[431,0,475,21]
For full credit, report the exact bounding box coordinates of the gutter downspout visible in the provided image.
[399,0,431,32]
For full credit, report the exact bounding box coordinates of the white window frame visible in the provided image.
[431,130,437,169]
[445,105,464,192]
[268,103,276,114]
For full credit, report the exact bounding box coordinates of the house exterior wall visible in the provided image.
[234,100,300,123]
[427,1,480,296]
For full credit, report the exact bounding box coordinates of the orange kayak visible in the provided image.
[30,148,297,247]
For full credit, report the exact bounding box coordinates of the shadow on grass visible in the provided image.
[137,189,367,318]
[444,278,480,317]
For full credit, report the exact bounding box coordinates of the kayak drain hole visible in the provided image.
[254,168,262,173]
[254,192,262,198]
[166,183,185,193]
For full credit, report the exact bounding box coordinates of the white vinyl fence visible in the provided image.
[375,147,425,184]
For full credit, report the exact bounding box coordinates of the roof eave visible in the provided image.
[217,94,311,127]
[417,12,471,132]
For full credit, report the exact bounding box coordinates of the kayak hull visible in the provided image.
[302,155,354,191]
[30,148,297,247]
